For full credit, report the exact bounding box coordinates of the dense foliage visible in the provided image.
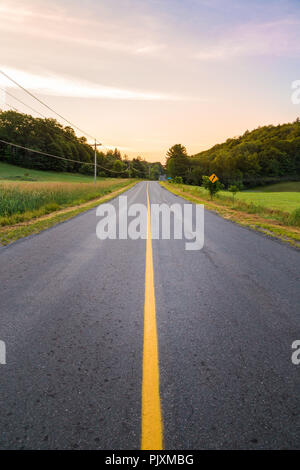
[165,144,190,179]
[0,110,164,179]
[166,120,300,187]
[202,176,224,200]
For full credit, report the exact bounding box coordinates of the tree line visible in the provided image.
[166,119,300,188]
[0,110,164,179]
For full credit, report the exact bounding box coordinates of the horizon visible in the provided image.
[1,0,300,162]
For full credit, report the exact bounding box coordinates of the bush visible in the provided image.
[42,202,61,214]
[288,208,300,227]
[174,176,183,184]
[202,176,224,200]
[228,183,243,205]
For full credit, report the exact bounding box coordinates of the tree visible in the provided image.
[202,176,224,200]
[0,110,154,177]
[131,157,148,178]
[190,121,300,188]
[165,144,189,181]
[228,183,243,205]
[113,159,125,177]
[149,163,161,180]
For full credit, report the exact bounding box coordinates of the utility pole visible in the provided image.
[94,139,102,185]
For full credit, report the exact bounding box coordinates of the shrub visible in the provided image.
[42,202,61,214]
[228,183,243,205]
[288,208,300,227]
[202,176,224,200]
[174,176,183,184]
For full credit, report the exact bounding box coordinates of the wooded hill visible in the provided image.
[0,110,163,179]
[189,119,300,187]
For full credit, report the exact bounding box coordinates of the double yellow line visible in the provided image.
[141,184,163,450]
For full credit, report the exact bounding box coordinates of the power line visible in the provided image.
[0,83,145,177]
[1,95,97,150]
[0,138,94,166]
[1,99,116,168]
[0,138,141,175]
[0,79,131,166]
[0,103,144,176]
[4,102,19,112]
[0,86,49,119]
[0,69,100,143]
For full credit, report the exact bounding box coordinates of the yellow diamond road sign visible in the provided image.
[209,173,219,183]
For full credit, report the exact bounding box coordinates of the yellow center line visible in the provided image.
[141,183,163,450]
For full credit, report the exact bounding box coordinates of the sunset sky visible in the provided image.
[1,0,300,162]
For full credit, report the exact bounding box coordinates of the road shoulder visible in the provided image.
[160,181,300,250]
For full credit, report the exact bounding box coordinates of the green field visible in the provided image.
[228,182,300,213]
[166,180,300,229]
[0,161,97,183]
[247,182,300,192]
[181,181,300,214]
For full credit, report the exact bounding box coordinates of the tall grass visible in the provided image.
[0,180,132,226]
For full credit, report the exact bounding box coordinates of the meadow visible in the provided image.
[0,179,134,226]
[167,181,300,227]
[233,182,300,213]
[0,161,97,183]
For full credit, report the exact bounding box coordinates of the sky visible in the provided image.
[0,0,300,162]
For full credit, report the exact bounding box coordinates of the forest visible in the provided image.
[0,110,164,180]
[166,119,300,188]
[2,110,300,187]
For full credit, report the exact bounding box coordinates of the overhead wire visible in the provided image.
[0,86,51,119]
[0,137,144,175]
[0,69,100,143]
[0,71,145,176]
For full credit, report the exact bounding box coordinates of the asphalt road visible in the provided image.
[0,181,299,449]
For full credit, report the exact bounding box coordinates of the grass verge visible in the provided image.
[160,182,300,249]
[0,181,137,246]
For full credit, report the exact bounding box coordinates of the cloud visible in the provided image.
[0,21,136,54]
[0,1,165,56]
[194,18,300,60]
[0,4,100,26]
[0,67,182,101]
[135,44,166,55]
